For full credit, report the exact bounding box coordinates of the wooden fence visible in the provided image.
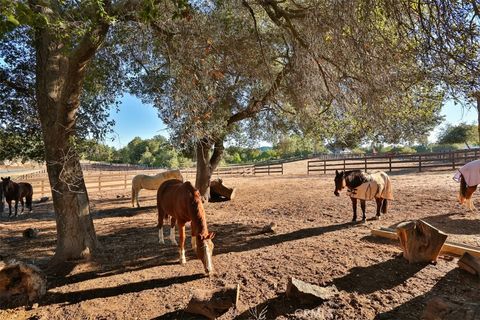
[18,163,284,198]
[307,149,480,174]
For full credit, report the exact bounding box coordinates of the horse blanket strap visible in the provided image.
[347,171,394,201]
[453,159,480,186]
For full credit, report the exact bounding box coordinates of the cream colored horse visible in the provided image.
[131,169,183,207]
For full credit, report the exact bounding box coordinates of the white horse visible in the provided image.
[131,169,184,208]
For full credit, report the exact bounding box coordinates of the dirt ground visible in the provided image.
[1,169,480,320]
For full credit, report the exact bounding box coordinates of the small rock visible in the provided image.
[286,277,338,305]
[262,222,277,234]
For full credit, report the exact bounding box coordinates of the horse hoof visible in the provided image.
[180,259,186,265]
[375,216,380,220]
[159,240,165,245]
[361,219,366,223]
[171,241,178,246]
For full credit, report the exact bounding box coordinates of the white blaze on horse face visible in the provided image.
[170,226,177,245]
[158,227,165,244]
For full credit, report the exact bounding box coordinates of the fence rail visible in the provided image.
[9,149,479,197]
[15,163,285,198]
[307,149,480,174]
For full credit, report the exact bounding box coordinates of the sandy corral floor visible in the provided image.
[0,170,480,320]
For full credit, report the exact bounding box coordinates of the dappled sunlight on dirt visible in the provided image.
[0,170,479,319]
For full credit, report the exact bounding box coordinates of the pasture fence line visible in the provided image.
[17,163,285,198]
[307,149,480,175]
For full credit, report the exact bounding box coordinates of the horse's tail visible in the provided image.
[459,174,467,203]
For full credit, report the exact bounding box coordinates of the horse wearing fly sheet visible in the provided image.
[334,170,393,222]
[454,159,480,210]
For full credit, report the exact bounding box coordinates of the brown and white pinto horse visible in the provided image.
[157,179,215,275]
[334,170,392,222]
[1,177,33,217]
[455,159,480,210]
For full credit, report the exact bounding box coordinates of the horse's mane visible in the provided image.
[184,181,209,236]
[344,170,369,189]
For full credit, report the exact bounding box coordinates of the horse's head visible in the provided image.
[334,170,346,197]
[195,232,215,275]
[1,177,11,189]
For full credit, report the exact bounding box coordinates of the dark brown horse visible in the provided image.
[1,177,33,217]
[334,170,391,222]
[0,181,4,213]
[157,179,215,275]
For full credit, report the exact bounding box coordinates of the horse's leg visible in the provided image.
[191,223,197,250]
[350,197,358,222]
[360,200,366,222]
[158,209,165,245]
[20,197,25,213]
[131,185,136,208]
[466,186,477,210]
[27,194,33,212]
[382,199,388,214]
[375,198,382,219]
[14,199,18,217]
[170,218,178,245]
[136,189,141,208]
[7,199,12,217]
[178,224,186,264]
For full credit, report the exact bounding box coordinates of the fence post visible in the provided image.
[281,163,284,175]
[389,156,392,173]
[419,155,422,172]
[324,160,326,174]
[343,158,346,171]
[268,165,270,175]
[364,157,367,172]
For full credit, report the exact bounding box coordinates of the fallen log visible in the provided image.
[371,227,480,258]
[396,220,448,263]
[458,252,480,276]
[185,284,240,319]
[210,178,236,201]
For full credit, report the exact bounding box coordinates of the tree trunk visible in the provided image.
[33,9,108,263]
[195,138,225,200]
[195,139,213,199]
[476,93,480,144]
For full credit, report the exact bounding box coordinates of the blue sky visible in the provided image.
[106,94,477,148]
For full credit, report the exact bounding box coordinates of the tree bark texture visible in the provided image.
[195,138,225,200]
[476,93,480,144]
[33,9,109,262]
